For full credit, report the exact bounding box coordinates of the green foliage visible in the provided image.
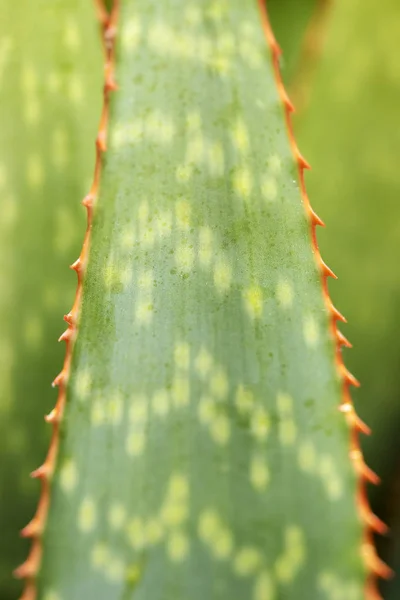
[268,0,317,82]
[0,1,102,597]
[296,0,400,501]
[28,1,366,599]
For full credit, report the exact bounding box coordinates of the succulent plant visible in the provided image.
[6,1,394,599]
[0,1,102,598]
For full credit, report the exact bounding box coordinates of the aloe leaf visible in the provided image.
[0,1,102,598]
[268,0,318,82]
[18,1,380,599]
[296,0,400,510]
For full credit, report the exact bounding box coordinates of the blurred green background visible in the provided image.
[0,0,399,598]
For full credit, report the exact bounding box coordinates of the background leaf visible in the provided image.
[0,1,102,597]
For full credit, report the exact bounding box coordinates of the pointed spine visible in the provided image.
[15,2,120,598]
[258,1,392,596]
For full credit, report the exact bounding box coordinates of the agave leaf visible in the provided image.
[296,0,400,508]
[0,1,102,597]
[21,1,369,599]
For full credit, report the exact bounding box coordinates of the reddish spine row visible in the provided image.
[258,1,392,598]
[15,3,119,599]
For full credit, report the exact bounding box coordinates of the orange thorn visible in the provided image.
[363,509,389,535]
[340,364,360,387]
[96,131,107,153]
[30,464,50,480]
[82,193,94,209]
[320,258,337,279]
[309,207,325,227]
[70,258,82,273]
[58,327,74,343]
[18,583,36,600]
[328,301,347,323]
[45,408,59,424]
[295,149,311,170]
[337,330,352,348]
[339,402,371,435]
[63,312,75,326]
[52,372,64,388]
[105,75,118,91]
[21,518,42,538]
[362,542,394,579]
[350,450,380,485]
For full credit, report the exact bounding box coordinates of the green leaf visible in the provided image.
[23,2,366,599]
[296,0,400,502]
[0,1,102,597]
[268,0,318,83]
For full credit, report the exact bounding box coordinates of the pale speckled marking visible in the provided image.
[276,392,297,447]
[195,346,213,378]
[267,154,282,174]
[120,226,135,250]
[152,389,170,417]
[261,175,277,202]
[233,166,253,198]
[198,395,216,425]
[135,300,154,325]
[198,226,213,267]
[68,73,84,105]
[172,375,190,407]
[43,591,62,600]
[155,210,173,238]
[235,384,255,415]
[145,517,164,546]
[108,391,124,425]
[161,473,189,528]
[108,503,127,530]
[64,19,80,51]
[275,525,306,583]
[198,509,234,560]
[91,398,106,427]
[244,286,263,319]
[276,279,294,308]
[253,570,275,600]
[175,241,195,273]
[174,342,190,370]
[251,406,271,442]
[297,440,317,473]
[234,547,262,577]
[210,414,231,446]
[250,454,270,492]
[210,366,229,400]
[213,258,232,295]
[78,497,97,533]
[0,163,7,189]
[127,517,145,549]
[175,200,191,230]
[26,154,44,188]
[212,528,234,560]
[318,455,343,500]
[303,315,320,347]
[106,556,125,582]
[176,164,193,182]
[122,17,142,50]
[59,459,78,493]
[126,431,146,457]
[231,118,249,153]
[52,127,69,169]
[74,368,92,401]
[91,542,109,569]
[208,141,225,177]
[167,531,190,562]
[129,394,148,424]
